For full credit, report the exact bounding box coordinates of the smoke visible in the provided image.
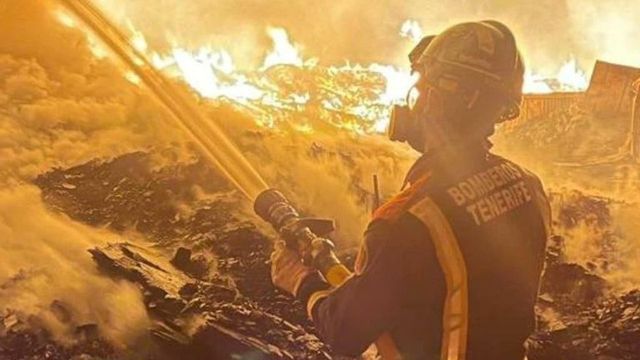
[548,190,640,291]
[93,0,639,75]
[566,0,640,68]
[611,205,640,290]
[1,0,639,351]
[0,0,181,347]
[0,2,410,347]
[0,1,184,182]
[0,185,150,347]
[240,124,415,244]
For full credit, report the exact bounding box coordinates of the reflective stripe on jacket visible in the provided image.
[301,150,550,359]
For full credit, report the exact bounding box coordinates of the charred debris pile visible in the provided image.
[0,148,636,360]
[529,191,640,360]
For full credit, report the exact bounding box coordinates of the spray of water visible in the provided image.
[56,0,268,200]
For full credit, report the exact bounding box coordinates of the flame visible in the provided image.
[54,8,109,59]
[118,24,415,133]
[524,57,589,94]
[524,70,554,94]
[368,64,419,104]
[170,48,264,101]
[73,17,592,134]
[124,71,141,85]
[261,27,305,71]
[400,19,424,43]
[557,58,589,91]
[127,20,148,53]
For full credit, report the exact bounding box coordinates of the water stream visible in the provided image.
[57,0,269,199]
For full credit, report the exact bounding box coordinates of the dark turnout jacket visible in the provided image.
[298,149,551,360]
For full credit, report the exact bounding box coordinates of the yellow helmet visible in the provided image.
[388,21,525,152]
[413,20,524,123]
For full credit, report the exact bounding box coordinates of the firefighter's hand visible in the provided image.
[270,241,315,296]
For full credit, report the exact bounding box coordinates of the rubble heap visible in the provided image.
[530,289,640,360]
[0,151,637,359]
[528,190,640,360]
[0,313,115,360]
[22,152,329,359]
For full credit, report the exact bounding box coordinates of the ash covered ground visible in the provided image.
[2,2,640,359]
[2,118,640,359]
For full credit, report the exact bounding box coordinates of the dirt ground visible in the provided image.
[0,149,637,360]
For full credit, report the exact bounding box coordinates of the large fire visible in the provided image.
[53,12,590,134]
[4,2,640,359]
[148,27,420,133]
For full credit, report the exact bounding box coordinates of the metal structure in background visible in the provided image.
[507,61,640,167]
[518,92,583,121]
[586,61,640,116]
[509,61,640,128]
[57,0,268,200]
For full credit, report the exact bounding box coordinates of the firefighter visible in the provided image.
[271,20,551,360]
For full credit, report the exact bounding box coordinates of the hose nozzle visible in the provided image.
[254,189,335,237]
[253,189,338,270]
[254,189,300,231]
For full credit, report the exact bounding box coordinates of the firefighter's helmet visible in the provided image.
[413,20,524,123]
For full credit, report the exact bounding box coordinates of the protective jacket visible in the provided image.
[297,146,551,360]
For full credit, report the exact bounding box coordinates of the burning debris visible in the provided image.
[0,149,627,359]
[2,1,640,359]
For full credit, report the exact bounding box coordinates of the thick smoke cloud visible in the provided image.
[0,186,150,347]
[566,0,640,68]
[95,0,639,74]
[0,1,183,181]
[2,0,639,348]
[0,0,180,346]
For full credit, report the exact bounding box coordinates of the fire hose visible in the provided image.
[56,0,399,357]
[254,189,350,283]
[254,189,401,359]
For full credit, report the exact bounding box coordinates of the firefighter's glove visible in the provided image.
[270,240,316,296]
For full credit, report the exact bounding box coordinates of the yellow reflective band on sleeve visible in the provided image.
[410,196,469,360]
[324,264,353,287]
[316,264,401,359]
[305,289,402,360]
[307,289,332,320]
[376,333,403,360]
